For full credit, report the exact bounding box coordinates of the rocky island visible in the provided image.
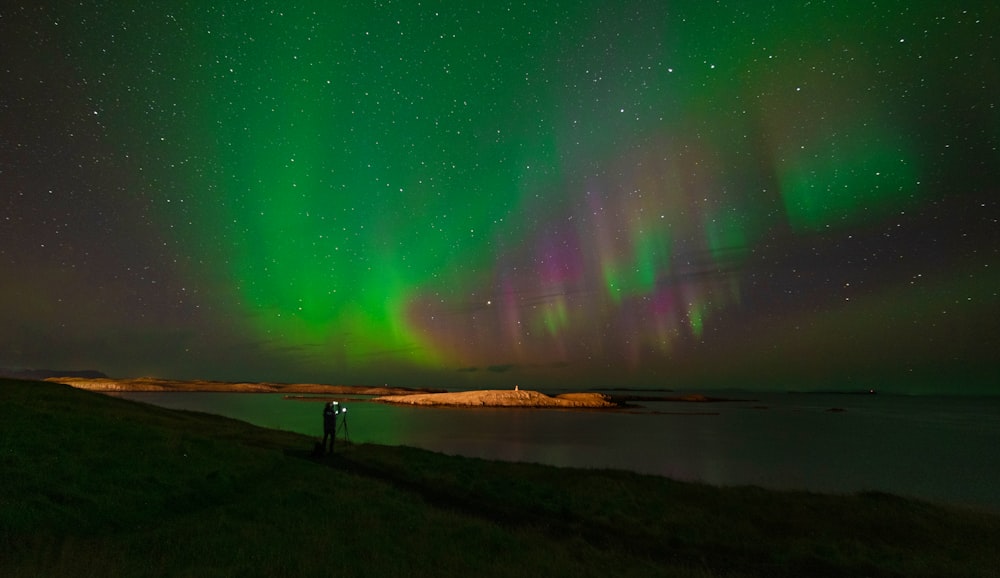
[375,389,619,408]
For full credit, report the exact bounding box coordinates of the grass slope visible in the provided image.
[2,379,998,577]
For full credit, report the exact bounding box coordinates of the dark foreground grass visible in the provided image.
[2,379,998,577]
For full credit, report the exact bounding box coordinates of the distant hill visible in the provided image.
[0,368,109,381]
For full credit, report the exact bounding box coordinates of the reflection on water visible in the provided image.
[111,391,1000,511]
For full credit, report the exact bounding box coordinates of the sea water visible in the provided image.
[110,391,1000,511]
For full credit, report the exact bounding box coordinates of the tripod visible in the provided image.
[337,410,351,443]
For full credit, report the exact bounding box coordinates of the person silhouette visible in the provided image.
[322,402,339,454]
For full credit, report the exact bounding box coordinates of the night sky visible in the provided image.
[3,2,998,393]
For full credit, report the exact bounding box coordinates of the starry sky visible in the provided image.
[2,1,998,393]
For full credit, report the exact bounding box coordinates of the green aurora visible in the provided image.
[2,1,997,392]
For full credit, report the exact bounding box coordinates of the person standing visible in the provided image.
[322,402,339,454]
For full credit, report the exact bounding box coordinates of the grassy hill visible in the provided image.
[2,378,998,577]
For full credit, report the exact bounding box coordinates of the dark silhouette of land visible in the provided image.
[3,377,999,577]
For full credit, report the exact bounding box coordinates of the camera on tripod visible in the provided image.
[337,405,350,441]
[321,401,351,454]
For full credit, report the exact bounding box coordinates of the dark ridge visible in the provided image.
[0,368,109,380]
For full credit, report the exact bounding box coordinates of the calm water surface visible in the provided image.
[112,391,1000,511]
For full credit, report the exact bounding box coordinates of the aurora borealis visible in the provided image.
[3,2,998,392]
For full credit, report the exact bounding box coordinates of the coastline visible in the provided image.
[5,377,999,578]
[49,377,757,409]
[45,376,442,396]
